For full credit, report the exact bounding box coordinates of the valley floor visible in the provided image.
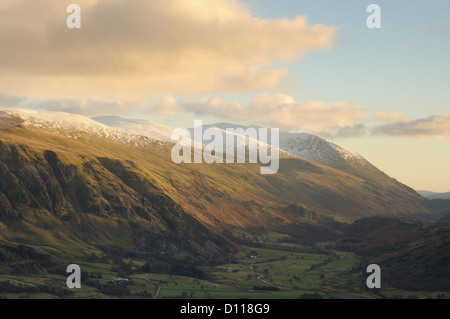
[0,241,447,299]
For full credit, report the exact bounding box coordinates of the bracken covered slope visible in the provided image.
[0,109,433,259]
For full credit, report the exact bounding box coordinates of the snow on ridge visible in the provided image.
[92,116,174,143]
[209,123,364,164]
[0,108,365,167]
[93,118,294,160]
[1,108,110,130]
[279,132,364,165]
[188,124,296,160]
[0,108,163,148]
[201,123,366,165]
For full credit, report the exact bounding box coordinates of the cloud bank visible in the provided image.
[0,0,336,100]
[372,115,450,140]
[181,93,367,132]
[376,112,409,123]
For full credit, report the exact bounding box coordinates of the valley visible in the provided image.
[0,109,449,298]
[1,234,449,299]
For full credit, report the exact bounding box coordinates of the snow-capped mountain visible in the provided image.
[0,108,163,148]
[211,123,367,166]
[275,129,389,182]
[89,117,366,168]
[0,109,406,184]
[277,130,390,182]
[188,123,297,160]
[210,123,389,183]
[92,116,221,161]
[92,117,295,160]
[0,108,425,214]
[88,117,376,176]
[92,116,175,143]
[279,132,364,166]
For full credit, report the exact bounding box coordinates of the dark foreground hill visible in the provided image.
[336,216,450,291]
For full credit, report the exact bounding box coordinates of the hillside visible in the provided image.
[92,117,430,221]
[0,109,446,296]
[0,110,432,225]
[336,216,450,291]
[0,137,233,263]
[0,109,437,257]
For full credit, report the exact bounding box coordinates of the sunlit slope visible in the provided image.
[103,117,426,219]
[0,126,235,259]
[0,123,430,243]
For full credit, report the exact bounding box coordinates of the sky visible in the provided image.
[0,0,449,191]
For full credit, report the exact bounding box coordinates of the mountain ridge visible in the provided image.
[0,108,442,290]
[0,109,432,226]
[92,116,423,203]
[418,190,450,200]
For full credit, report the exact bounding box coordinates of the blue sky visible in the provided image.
[245,0,450,119]
[240,0,450,192]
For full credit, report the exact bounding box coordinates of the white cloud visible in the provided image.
[180,93,367,132]
[0,95,146,117]
[149,96,181,118]
[376,111,409,123]
[181,96,244,119]
[246,94,366,131]
[0,0,336,100]
[316,124,367,139]
[372,114,450,139]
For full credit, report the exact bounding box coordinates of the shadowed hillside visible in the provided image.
[336,216,450,291]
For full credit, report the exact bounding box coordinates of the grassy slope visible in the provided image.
[0,126,234,261]
[0,124,431,232]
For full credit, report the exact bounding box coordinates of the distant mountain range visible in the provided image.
[417,190,450,200]
[94,117,419,187]
[93,117,366,166]
[0,109,432,222]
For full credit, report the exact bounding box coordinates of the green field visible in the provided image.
[1,241,447,299]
